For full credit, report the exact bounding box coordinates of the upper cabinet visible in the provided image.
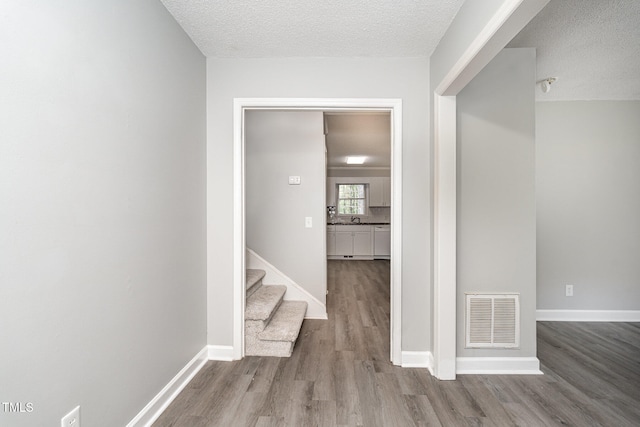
[326,177,337,206]
[369,177,391,207]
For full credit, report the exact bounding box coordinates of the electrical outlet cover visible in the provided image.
[61,406,80,427]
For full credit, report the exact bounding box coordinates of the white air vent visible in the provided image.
[465,293,520,348]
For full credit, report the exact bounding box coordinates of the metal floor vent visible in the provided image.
[465,293,520,348]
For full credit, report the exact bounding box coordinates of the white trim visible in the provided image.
[432,95,457,380]
[126,347,208,427]
[431,0,546,381]
[233,99,246,361]
[390,100,403,365]
[208,345,236,361]
[247,248,328,319]
[401,351,434,374]
[436,0,525,95]
[234,98,403,365]
[537,310,640,322]
[456,357,543,375]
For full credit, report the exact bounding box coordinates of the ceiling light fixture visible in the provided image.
[346,156,366,165]
[539,77,557,93]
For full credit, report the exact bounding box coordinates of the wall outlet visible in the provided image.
[61,406,80,427]
[305,217,313,228]
[288,176,301,185]
[565,284,574,297]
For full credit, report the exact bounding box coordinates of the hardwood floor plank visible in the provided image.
[458,376,517,427]
[401,394,443,427]
[353,360,383,426]
[333,350,363,426]
[376,372,421,427]
[246,357,282,394]
[153,261,640,427]
[254,415,284,427]
[228,392,268,427]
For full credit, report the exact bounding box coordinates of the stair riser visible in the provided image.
[245,334,294,357]
[245,285,286,322]
[246,269,266,297]
[244,294,285,333]
[246,281,262,298]
[245,319,270,335]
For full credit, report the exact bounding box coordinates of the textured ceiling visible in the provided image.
[160,0,640,101]
[160,0,465,57]
[325,113,390,169]
[508,0,640,101]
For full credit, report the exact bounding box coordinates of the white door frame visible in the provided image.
[233,98,403,363]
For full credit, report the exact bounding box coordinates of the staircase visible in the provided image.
[245,269,307,357]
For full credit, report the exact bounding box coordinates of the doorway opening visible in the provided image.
[324,111,392,355]
[233,98,402,363]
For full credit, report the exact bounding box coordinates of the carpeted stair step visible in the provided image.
[246,269,266,298]
[246,300,308,357]
[245,284,286,328]
[258,300,307,343]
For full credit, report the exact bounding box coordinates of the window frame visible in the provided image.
[336,183,367,216]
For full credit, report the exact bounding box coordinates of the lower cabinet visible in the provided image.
[328,225,373,259]
[327,227,337,256]
[352,231,373,255]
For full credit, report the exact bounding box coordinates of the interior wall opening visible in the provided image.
[235,98,403,363]
[324,111,392,358]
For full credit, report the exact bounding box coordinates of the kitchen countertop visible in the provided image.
[328,222,390,226]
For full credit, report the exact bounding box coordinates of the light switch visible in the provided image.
[305,217,313,228]
[288,176,301,185]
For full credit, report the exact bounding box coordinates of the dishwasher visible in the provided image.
[373,226,391,259]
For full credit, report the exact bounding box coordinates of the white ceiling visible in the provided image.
[159,0,465,58]
[508,0,640,101]
[324,113,390,169]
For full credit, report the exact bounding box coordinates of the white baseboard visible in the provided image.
[208,345,236,361]
[127,346,208,427]
[456,357,542,375]
[247,248,328,319]
[537,309,640,322]
[401,351,434,374]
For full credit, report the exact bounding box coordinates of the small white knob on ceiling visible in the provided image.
[539,77,558,93]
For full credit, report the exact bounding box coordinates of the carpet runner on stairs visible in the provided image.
[245,269,307,357]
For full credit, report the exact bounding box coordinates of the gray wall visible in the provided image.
[456,49,537,357]
[206,57,431,351]
[537,101,640,310]
[0,1,206,426]
[245,111,327,303]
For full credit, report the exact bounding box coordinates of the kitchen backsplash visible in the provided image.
[327,206,390,224]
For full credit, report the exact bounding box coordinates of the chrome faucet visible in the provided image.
[350,216,361,224]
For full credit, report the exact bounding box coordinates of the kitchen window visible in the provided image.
[337,184,366,215]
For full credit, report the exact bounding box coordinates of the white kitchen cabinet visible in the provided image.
[327,225,336,256]
[353,231,373,255]
[374,226,391,259]
[335,231,353,255]
[326,177,337,207]
[369,177,391,207]
[329,225,373,259]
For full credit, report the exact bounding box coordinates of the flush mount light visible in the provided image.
[346,156,366,165]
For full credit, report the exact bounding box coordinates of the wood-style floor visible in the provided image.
[153,260,640,426]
